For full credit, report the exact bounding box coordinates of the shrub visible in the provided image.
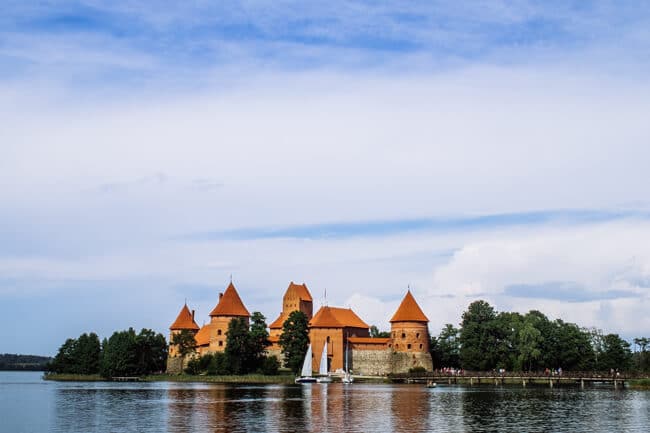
[261,356,280,375]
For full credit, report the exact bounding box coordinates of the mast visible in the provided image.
[345,331,349,372]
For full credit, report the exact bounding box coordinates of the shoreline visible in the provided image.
[42,373,389,384]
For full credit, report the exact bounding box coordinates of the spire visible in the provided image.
[389,290,429,323]
[170,304,200,331]
[209,282,251,317]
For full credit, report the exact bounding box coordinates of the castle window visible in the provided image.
[388,344,392,348]
[407,344,412,350]
[419,344,423,349]
[401,333,406,339]
[327,336,330,343]
[416,333,420,339]
[217,329,222,336]
[218,341,223,347]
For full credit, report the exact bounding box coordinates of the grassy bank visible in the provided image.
[43,372,296,384]
[628,378,650,389]
[43,373,105,381]
[143,374,296,384]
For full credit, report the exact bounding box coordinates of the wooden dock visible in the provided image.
[390,372,647,389]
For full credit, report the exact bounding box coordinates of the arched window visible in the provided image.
[419,344,423,349]
[327,336,330,343]
[218,341,223,347]
[416,333,420,339]
[407,344,412,350]
[217,329,222,336]
[401,333,406,339]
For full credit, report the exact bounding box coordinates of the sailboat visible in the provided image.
[295,344,317,383]
[317,341,332,383]
[342,334,353,384]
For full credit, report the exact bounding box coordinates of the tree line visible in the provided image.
[47,328,167,377]
[0,354,52,371]
[429,300,647,372]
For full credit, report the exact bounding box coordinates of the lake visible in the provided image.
[0,371,648,432]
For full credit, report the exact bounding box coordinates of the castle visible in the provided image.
[167,281,433,375]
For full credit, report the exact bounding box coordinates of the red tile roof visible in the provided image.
[169,304,200,331]
[390,290,429,323]
[194,325,210,346]
[269,313,287,330]
[348,337,390,344]
[286,281,313,302]
[309,306,369,329]
[209,282,251,317]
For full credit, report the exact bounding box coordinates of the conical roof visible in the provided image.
[389,290,429,323]
[209,282,251,317]
[170,304,200,331]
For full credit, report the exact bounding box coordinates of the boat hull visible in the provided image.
[295,377,318,384]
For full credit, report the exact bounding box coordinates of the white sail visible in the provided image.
[319,341,329,376]
[301,344,313,377]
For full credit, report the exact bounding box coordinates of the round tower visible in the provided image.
[168,303,199,357]
[389,290,430,353]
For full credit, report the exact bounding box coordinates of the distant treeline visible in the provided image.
[0,353,52,371]
[429,300,650,373]
[47,328,167,378]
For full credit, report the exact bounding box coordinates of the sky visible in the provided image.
[2,1,650,356]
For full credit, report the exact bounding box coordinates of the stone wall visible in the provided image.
[351,349,433,376]
[390,351,433,374]
[351,349,392,376]
[166,356,183,374]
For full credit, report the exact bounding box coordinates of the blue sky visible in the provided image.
[2,1,650,355]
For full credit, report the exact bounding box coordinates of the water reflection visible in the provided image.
[3,372,650,433]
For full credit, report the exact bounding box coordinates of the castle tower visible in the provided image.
[267,282,313,360]
[208,282,250,352]
[166,303,200,373]
[269,282,313,338]
[168,303,200,357]
[390,290,430,353]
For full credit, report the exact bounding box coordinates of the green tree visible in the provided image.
[598,334,632,371]
[261,355,280,375]
[100,328,138,378]
[551,321,594,371]
[50,338,77,373]
[225,317,252,374]
[370,325,390,338]
[49,332,101,374]
[493,312,523,370]
[249,312,271,371]
[459,300,497,370]
[437,324,461,368]
[279,310,310,375]
[171,329,197,374]
[135,329,167,374]
[518,316,543,371]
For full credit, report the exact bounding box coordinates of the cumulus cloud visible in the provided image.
[3,1,650,354]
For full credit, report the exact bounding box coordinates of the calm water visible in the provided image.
[1,371,648,433]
